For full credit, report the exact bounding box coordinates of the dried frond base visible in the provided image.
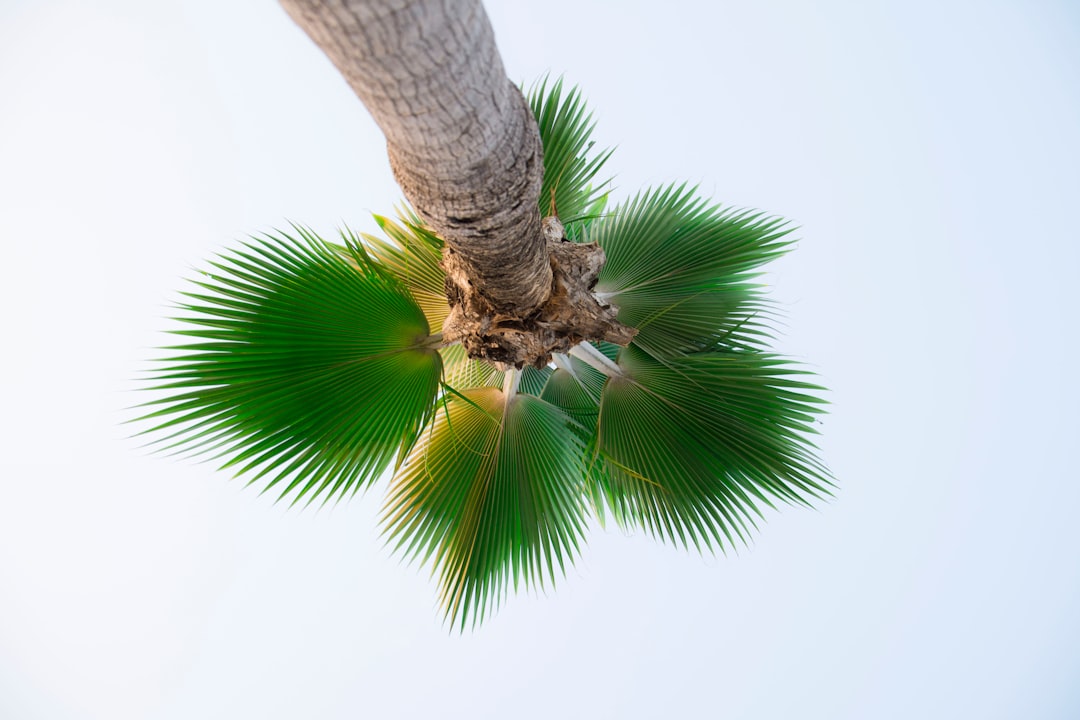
[441,220,636,369]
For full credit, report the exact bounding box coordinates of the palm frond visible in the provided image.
[540,351,614,524]
[439,343,504,389]
[593,344,831,551]
[541,352,606,428]
[383,384,589,629]
[518,365,554,396]
[590,184,794,359]
[528,76,613,236]
[360,208,450,333]
[136,226,442,505]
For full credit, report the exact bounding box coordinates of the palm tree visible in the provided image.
[138,1,831,629]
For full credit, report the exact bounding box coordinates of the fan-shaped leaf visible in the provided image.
[137,227,442,505]
[541,351,618,523]
[542,353,605,428]
[439,343,504,390]
[360,208,450,333]
[590,184,793,358]
[594,344,830,551]
[529,76,613,236]
[518,365,553,396]
[383,385,589,629]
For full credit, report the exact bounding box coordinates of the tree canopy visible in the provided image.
[137,79,831,629]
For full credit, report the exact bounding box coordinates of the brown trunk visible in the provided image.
[280,0,635,368]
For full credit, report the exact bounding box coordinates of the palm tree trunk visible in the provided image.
[280,0,551,314]
[280,0,635,368]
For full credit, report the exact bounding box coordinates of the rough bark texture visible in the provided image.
[442,220,635,368]
[281,0,635,367]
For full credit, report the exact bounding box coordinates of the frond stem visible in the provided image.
[569,342,623,378]
[551,352,574,373]
[502,368,521,403]
[419,332,452,350]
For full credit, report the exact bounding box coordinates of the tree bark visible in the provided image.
[280,0,551,314]
[281,0,635,368]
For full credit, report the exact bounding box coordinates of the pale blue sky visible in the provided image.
[1,1,1078,718]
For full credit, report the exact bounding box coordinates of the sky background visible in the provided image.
[1,1,1078,718]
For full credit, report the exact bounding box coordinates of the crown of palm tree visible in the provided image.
[136,77,831,629]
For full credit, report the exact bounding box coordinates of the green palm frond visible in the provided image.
[528,76,613,236]
[383,383,589,629]
[136,227,442,505]
[518,365,554,396]
[541,352,606,428]
[439,343,504,389]
[592,344,830,551]
[540,351,614,523]
[590,184,793,359]
[360,208,450,333]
